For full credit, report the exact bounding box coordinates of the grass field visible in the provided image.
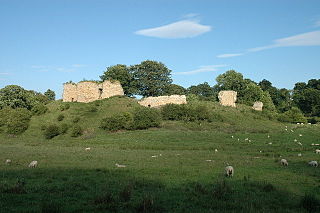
[1,97,320,212]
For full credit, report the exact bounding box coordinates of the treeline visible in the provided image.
[101,60,320,120]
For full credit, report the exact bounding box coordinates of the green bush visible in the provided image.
[71,124,83,137]
[44,124,60,139]
[6,108,32,134]
[60,123,69,134]
[60,103,70,111]
[72,116,81,123]
[87,106,98,112]
[278,107,307,123]
[57,114,65,121]
[100,112,133,131]
[132,107,161,130]
[161,103,216,122]
[31,103,48,115]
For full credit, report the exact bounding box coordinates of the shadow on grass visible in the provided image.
[0,168,318,213]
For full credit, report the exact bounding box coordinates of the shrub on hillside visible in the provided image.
[100,112,133,131]
[278,107,307,123]
[161,103,219,122]
[71,124,83,137]
[60,103,70,111]
[44,124,60,139]
[72,116,81,123]
[87,106,98,112]
[132,107,161,129]
[57,114,65,121]
[60,123,69,134]
[6,108,32,135]
[31,103,48,115]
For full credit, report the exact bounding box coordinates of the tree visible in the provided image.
[131,60,172,97]
[164,84,186,95]
[0,85,31,109]
[187,82,217,100]
[100,64,137,96]
[44,89,55,101]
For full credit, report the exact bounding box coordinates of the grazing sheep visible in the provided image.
[225,166,234,177]
[215,149,218,152]
[298,153,302,157]
[308,161,318,167]
[28,161,38,168]
[115,163,126,168]
[5,159,11,165]
[85,147,91,151]
[315,149,320,154]
[280,159,288,166]
[299,134,302,137]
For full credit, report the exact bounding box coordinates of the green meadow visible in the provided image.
[1,97,319,212]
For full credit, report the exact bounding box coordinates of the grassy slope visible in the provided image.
[1,97,319,212]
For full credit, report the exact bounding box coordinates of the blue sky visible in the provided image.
[1,0,320,98]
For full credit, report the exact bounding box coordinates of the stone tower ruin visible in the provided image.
[218,90,237,107]
[62,80,124,103]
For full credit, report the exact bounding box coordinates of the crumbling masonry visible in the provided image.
[62,80,124,103]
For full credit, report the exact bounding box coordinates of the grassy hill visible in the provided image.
[1,97,320,212]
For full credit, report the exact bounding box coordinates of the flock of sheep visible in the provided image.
[3,124,319,178]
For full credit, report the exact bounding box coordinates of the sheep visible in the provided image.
[280,159,288,166]
[85,147,91,151]
[298,153,302,157]
[5,159,11,165]
[214,149,218,152]
[225,166,234,177]
[28,160,38,168]
[308,161,318,167]
[315,149,320,154]
[115,163,126,168]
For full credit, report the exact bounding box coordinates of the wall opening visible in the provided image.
[98,88,103,99]
[71,98,74,102]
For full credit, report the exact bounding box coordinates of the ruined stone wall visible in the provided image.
[252,101,263,111]
[62,80,124,103]
[218,90,237,107]
[138,95,187,108]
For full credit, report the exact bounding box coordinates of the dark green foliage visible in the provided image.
[131,60,173,97]
[59,103,70,111]
[100,112,133,131]
[187,82,217,100]
[0,85,33,109]
[300,194,320,212]
[57,114,64,121]
[161,103,222,122]
[212,180,232,200]
[70,124,83,137]
[72,116,80,123]
[60,123,69,134]
[1,178,26,194]
[31,103,48,115]
[44,89,56,101]
[6,108,32,134]
[44,124,60,139]
[40,200,62,213]
[278,107,307,123]
[164,84,187,95]
[119,184,133,202]
[132,107,161,130]
[100,64,137,96]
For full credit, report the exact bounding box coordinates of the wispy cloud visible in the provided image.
[135,19,212,39]
[174,65,227,75]
[217,53,244,58]
[0,72,10,75]
[31,64,86,73]
[56,67,76,73]
[72,64,86,68]
[314,20,320,28]
[217,30,320,58]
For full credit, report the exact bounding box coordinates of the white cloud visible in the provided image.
[72,64,86,68]
[216,53,244,58]
[56,67,76,73]
[217,30,320,58]
[0,72,10,75]
[135,20,212,39]
[174,65,226,75]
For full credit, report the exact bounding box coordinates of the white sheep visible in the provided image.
[298,153,302,157]
[308,161,318,167]
[225,166,234,177]
[28,160,38,168]
[115,163,126,168]
[280,159,288,166]
[315,149,320,154]
[5,159,11,165]
[85,147,91,151]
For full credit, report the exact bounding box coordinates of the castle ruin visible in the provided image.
[218,90,237,107]
[138,95,187,108]
[62,80,124,103]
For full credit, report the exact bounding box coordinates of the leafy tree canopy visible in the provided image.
[44,89,56,101]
